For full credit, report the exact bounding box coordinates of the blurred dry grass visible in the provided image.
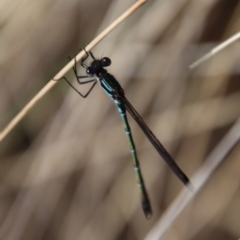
[0,0,240,239]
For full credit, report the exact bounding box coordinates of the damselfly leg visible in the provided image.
[53,51,97,98]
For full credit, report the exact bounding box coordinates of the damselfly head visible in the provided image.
[101,57,111,67]
[86,57,111,76]
[89,57,111,68]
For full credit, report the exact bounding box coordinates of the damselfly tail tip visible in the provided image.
[144,209,152,219]
[142,201,152,219]
[181,174,194,192]
[181,175,194,192]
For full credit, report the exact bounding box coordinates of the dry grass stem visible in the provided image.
[190,31,240,69]
[0,0,148,142]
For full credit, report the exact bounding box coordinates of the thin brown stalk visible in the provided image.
[189,31,240,69]
[0,0,148,142]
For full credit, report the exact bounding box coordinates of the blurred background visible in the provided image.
[0,0,240,239]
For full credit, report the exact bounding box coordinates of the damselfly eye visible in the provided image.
[101,57,111,67]
[86,67,94,76]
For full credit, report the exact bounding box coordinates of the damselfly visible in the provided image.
[56,49,192,218]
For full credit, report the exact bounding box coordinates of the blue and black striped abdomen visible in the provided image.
[115,99,152,218]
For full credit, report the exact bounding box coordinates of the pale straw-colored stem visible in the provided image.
[0,0,148,142]
[189,31,240,69]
